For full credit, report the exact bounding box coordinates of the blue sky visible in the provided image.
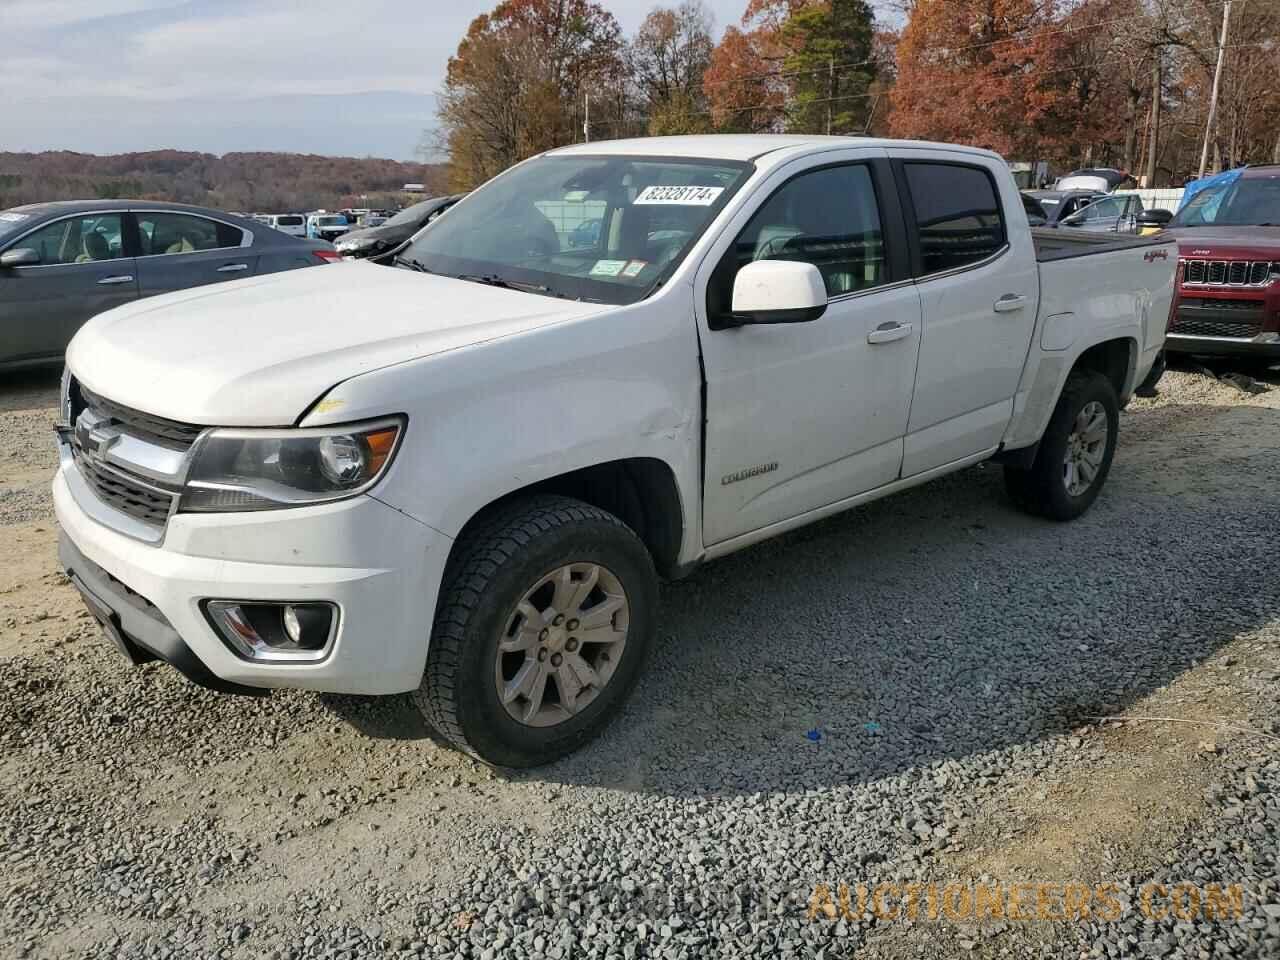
[2,1,899,161]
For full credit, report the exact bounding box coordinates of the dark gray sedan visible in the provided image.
[0,200,340,371]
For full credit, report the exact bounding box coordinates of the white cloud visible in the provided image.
[0,0,188,31]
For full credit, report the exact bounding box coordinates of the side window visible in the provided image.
[708,163,887,318]
[13,214,126,266]
[1081,197,1122,221]
[903,162,1006,275]
[137,213,243,256]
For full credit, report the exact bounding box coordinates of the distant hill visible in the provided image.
[0,150,449,214]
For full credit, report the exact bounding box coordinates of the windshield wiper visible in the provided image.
[394,256,431,273]
[455,273,552,295]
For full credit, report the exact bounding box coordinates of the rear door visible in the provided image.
[0,211,138,364]
[893,153,1039,477]
[698,149,923,545]
[131,211,259,297]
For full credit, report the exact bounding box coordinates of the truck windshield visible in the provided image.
[1169,174,1280,227]
[399,155,752,304]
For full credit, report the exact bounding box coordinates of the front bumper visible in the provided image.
[1165,332,1280,359]
[53,463,448,695]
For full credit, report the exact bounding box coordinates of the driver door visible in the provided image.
[696,151,922,545]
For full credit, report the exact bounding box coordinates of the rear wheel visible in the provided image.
[1005,370,1119,521]
[413,496,657,768]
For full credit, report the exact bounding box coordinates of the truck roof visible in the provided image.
[547,134,1003,166]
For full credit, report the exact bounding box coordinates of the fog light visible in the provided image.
[204,600,337,662]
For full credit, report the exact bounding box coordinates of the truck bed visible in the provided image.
[1032,228,1169,262]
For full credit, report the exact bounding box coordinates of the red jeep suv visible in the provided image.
[1165,165,1280,365]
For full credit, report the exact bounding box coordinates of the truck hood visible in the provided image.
[67,261,607,426]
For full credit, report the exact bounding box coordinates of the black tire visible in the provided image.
[413,495,657,768]
[1007,370,1119,522]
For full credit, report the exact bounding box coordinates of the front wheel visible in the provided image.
[1005,370,1119,521]
[413,496,657,768]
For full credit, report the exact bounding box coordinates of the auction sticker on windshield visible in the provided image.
[589,260,628,277]
[634,185,724,206]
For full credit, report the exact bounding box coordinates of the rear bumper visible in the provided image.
[54,464,448,695]
[1165,332,1280,359]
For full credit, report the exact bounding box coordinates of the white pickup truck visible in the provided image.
[54,136,1175,767]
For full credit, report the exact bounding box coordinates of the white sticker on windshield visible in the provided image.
[589,259,628,277]
[621,260,648,277]
[0,212,30,223]
[634,185,724,206]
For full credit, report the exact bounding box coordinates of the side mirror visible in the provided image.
[728,260,827,326]
[0,248,40,268]
[1136,209,1173,228]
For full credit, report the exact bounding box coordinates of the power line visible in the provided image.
[585,39,1274,131]
[701,4,1230,90]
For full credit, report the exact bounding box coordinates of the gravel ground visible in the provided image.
[1,362,1278,959]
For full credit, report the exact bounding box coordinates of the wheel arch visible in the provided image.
[1070,336,1137,402]
[448,457,687,580]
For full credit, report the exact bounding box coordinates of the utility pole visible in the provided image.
[1198,0,1231,178]
[826,58,834,135]
[1145,53,1161,187]
[583,93,590,143]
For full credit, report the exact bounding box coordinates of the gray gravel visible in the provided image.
[1,366,1277,959]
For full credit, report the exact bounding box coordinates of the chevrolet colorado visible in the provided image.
[53,136,1177,767]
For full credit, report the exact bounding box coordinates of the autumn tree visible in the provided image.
[628,1,716,135]
[889,0,1060,157]
[778,0,876,135]
[437,0,623,190]
[705,1,879,134]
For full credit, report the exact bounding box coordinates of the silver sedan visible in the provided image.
[0,200,339,371]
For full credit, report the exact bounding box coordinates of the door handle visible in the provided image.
[993,294,1027,313]
[217,263,250,273]
[96,275,134,286]
[867,321,914,344]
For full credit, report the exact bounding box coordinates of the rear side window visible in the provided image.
[277,216,304,226]
[138,213,243,255]
[903,163,1005,275]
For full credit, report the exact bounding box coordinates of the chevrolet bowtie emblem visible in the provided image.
[75,410,121,460]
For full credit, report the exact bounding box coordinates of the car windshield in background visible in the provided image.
[1169,174,1280,227]
[277,216,303,226]
[318,216,346,226]
[385,200,439,228]
[401,155,752,304]
[0,209,36,244]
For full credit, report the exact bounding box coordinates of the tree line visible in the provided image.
[437,0,1280,190]
[0,150,448,213]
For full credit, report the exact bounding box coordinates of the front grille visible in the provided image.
[1181,258,1275,288]
[75,384,203,449]
[75,452,176,527]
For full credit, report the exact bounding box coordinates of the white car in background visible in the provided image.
[265,214,307,238]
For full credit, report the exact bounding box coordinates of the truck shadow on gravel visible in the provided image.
[295,399,1280,798]
[507,399,1279,796]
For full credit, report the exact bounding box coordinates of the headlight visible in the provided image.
[180,417,404,512]
[335,236,381,252]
